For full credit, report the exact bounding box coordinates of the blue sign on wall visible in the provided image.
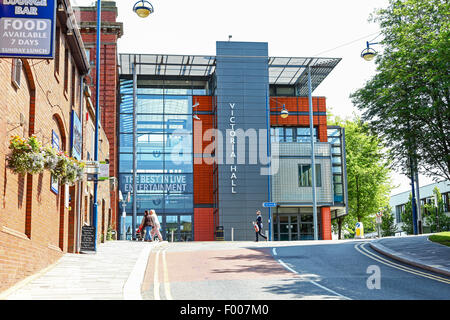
[0,0,56,59]
[70,110,82,160]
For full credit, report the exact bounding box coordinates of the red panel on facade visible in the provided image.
[194,208,214,241]
[321,207,332,240]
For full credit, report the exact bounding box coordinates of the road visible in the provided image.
[141,240,450,300]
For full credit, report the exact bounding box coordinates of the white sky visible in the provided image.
[72,0,437,195]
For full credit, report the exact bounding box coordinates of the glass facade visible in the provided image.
[327,127,345,204]
[118,79,198,241]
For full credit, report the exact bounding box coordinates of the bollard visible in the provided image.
[171,230,174,242]
[231,228,234,241]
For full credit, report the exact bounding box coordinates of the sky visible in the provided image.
[72,0,437,195]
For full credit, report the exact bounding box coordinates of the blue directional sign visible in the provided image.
[0,0,56,59]
[263,202,277,208]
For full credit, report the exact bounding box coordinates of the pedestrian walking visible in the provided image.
[254,210,267,242]
[149,209,163,241]
[140,210,153,242]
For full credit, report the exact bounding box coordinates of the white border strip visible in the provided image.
[123,244,154,300]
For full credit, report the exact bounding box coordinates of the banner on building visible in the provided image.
[70,110,82,160]
[0,0,56,59]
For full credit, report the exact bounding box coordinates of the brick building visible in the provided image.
[0,0,111,293]
[74,1,123,234]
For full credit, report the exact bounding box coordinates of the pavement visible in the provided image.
[0,240,167,300]
[369,234,450,277]
[0,234,448,300]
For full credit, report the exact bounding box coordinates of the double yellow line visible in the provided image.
[153,248,173,300]
[355,242,450,285]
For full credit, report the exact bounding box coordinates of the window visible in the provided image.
[63,47,69,94]
[71,65,76,106]
[395,205,405,223]
[11,58,22,88]
[271,127,318,142]
[298,164,321,187]
[54,26,60,74]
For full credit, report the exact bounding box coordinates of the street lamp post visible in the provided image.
[361,41,421,235]
[307,66,319,240]
[92,0,102,251]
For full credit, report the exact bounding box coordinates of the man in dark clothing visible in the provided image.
[255,210,267,242]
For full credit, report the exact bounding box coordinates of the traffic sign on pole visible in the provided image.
[263,202,277,208]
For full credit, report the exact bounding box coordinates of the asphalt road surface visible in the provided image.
[141,240,450,300]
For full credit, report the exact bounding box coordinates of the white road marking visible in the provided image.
[272,248,277,256]
[278,259,351,300]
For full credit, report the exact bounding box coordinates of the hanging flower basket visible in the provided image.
[7,136,85,184]
[7,136,45,175]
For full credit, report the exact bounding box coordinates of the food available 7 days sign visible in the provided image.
[0,0,56,59]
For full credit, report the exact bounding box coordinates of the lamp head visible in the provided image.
[133,0,154,18]
[361,47,377,61]
[280,105,289,119]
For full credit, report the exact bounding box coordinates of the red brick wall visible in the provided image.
[0,47,77,292]
[0,28,111,294]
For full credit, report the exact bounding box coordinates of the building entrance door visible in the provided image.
[277,214,300,241]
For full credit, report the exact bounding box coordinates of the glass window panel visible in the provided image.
[285,128,293,142]
[333,175,342,183]
[193,89,206,95]
[137,95,164,114]
[332,166,342,174]
[120,114,133,133]
[280,224,289,233]
[332,156,342,165]
[165,194,193,212]
[332,146,341,154]
[165,215,179,241]
[137,88,163,94]
[164,89,191,95]
[164,153,193,173]
[119,154,165,173]
[120,95,134,113]
[165,133,192,154]
[327,129,340,137]
[137,115,165,132]
[329,137,341,145]
[301,212,313,223]
[298,164,321,187]
[334,184,343,195]
[164,96,191,114]
[165,114,192,132]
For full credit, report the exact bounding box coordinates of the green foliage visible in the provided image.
[351,0,450,181]
[423,187,450,232]
[400,194,415,234]
[329,116,394,237]
[7,136,45,175]
[380,206,398,236]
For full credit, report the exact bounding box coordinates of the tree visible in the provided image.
[401,194,415,234]
[351,0,450,182]
[330,116,394,237]
[380,206,398,237]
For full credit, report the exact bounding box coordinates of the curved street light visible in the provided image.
[361,41,378,61]
[133,0,154,18]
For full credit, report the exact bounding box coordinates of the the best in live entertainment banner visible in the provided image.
[0,0,56,59]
